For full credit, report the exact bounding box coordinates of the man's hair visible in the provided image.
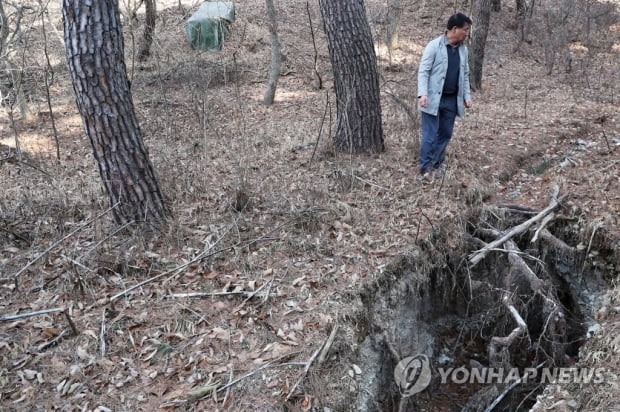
[447,12,472,30]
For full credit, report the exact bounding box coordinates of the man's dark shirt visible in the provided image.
[442,44,460,96]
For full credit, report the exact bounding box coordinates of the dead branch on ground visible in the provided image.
[470,187,566,266]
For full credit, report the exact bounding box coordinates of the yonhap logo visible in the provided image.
[394,354,432,397]
[394,353,615,397]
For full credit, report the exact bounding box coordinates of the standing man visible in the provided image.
[417,12,473,180]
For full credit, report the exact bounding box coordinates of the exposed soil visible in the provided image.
[1,0,619,411]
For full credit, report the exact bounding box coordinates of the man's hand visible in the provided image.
[418,96,428,108]
[465,99,473,109]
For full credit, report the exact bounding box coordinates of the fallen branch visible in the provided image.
[470,190,566,266]
[197,351,303,400]
[0,307,65,322]
[233,277,274,312]
[7,203,119,280]
[530,212,555,243]
[165,289,274,300]
[318,323,339,365]
[286,344,323,401]
[99,309,107,357]
[109,210,253,304]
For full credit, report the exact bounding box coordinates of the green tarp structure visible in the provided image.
[186,2,235,51]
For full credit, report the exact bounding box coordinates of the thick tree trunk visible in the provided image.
[62,0,169,226]
[263,0,281,105]
[319,0,384,154]
[469,0,491,91]
[137,0,157,62]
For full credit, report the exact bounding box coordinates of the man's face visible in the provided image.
[453,24,470,42]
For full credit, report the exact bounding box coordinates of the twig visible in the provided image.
[354,175,390,191]
[310,90,329,163]
[109,243,232,303]
[601,130,612,153]
[39,3,60,162]
[233,277,274,312]
[285,344,323,401]
[484,362,545,412]
[63,309,79,336]
[37,329,68,352]
[165,289,274,300]
[222,368,233,407]
[317,323,339,364]
[62,254,97,275]
[530,212,555,243]
[200,351,302,399]
[0,307,65,322]
[305,0,322,89]
[7,203,119,280]
[99,309,107,357]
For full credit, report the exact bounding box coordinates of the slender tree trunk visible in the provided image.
[137,0,156,62]
[469,0,491,91]
[386,0,403,51]
[0,0,9,56]
[263,0,281,105]
[319,0,384,154]
[62,0,169,226]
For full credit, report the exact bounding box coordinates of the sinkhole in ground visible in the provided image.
[346,207,618,412]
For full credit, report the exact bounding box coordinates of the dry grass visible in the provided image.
[1,0,619,410]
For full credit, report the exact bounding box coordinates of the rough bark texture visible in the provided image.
[263,0,281,105]
[469,0,491,91]
[137,0,156,62]
[62,0,169,225]
[491,0,501,12]
[319,0,384,154]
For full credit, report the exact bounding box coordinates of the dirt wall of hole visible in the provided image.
[314,211,619,411]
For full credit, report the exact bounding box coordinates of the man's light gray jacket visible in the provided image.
[417,34,471,118]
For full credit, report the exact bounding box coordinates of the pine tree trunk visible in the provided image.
[319,0,384,154]
[263,0,281,105]
[469,0,491,91]
[62,0,169,225]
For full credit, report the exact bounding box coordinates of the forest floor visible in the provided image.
[1,0,619,411]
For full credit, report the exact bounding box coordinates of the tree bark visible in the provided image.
[386,0,403,51]
[263,0,281,105]
[491,0,501,12]
[469,0,491,91]
[137,0,157,62]
[62,0,169,226]
[319,0,384,154]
